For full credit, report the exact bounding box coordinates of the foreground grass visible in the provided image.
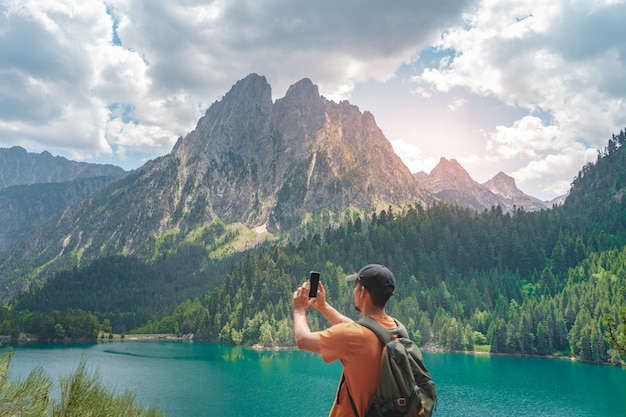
[0,348,164,417]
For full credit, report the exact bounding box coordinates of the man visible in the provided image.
[292,264,397,417]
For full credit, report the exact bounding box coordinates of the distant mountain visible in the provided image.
[0,74,430,299]
[413,171,429,183]
[0,176,122,252]
[420,157,507,211]
[482,171,525,199]
[482,171,550,211]
[417,158,550,211]
[548,194,567,207]
[0,146,125,189]
[0,147,126,253]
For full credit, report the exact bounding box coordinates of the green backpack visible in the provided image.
[347,316,437,417]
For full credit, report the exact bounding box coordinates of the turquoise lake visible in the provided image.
[8,341,626,417]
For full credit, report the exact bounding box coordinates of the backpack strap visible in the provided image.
[338,373,361,417]
[357,315,409,344]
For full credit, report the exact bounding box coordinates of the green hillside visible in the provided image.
[7,220,248,335]
[5,130,626,364]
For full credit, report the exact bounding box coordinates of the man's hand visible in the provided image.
[310,281,327,310]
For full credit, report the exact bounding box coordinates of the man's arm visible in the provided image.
[293,309,321,353]
[316,301,354,325]
[293,282,321,353]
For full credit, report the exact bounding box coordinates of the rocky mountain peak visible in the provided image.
[173,73,273,166]
[483,172,525,199]
[282,77,319,103]
[212,73,273,127]
[225,73,271,102]
[422,157,474,192]
[412,171,429,184]
[431,157,470,177]
[154,74,427,232]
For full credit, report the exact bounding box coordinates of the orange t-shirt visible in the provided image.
[318,315,398,417]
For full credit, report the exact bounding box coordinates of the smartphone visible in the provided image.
[308,271,320,298]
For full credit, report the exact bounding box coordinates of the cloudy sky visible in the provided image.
[1,0,625,201]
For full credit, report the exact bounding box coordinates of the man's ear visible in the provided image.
[359,285,368,300]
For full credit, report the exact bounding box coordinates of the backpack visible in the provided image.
[346,316,437,417]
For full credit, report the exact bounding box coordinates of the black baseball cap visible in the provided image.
[346,264,395,295]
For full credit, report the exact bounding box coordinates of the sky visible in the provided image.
[1,1,626,201]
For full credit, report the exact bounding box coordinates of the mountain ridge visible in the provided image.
[0,74,562,273]
[0,146,125,189]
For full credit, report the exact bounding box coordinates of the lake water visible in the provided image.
[8,341,626,417]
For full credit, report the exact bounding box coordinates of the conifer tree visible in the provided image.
[605,308,626,357]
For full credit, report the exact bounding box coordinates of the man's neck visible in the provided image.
[360,306,387,318]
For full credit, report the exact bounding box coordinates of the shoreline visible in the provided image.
[121,333,183,341]
[420,345,626,367]
[6,335,622,367]
[5,333,193,344]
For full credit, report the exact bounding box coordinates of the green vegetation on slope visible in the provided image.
[9,220,250,335]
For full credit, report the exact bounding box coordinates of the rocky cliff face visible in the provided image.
[169,74,427,231]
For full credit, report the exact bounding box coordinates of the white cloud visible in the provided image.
[411,0,626,198]
[416,0,626,135]
[108,0,474,99]
[511,146,598,198]
[0,0,475,166]
[0,1,116,153]
[448,97,466,111]
[390,138,439,174]
[488,116,562,159]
